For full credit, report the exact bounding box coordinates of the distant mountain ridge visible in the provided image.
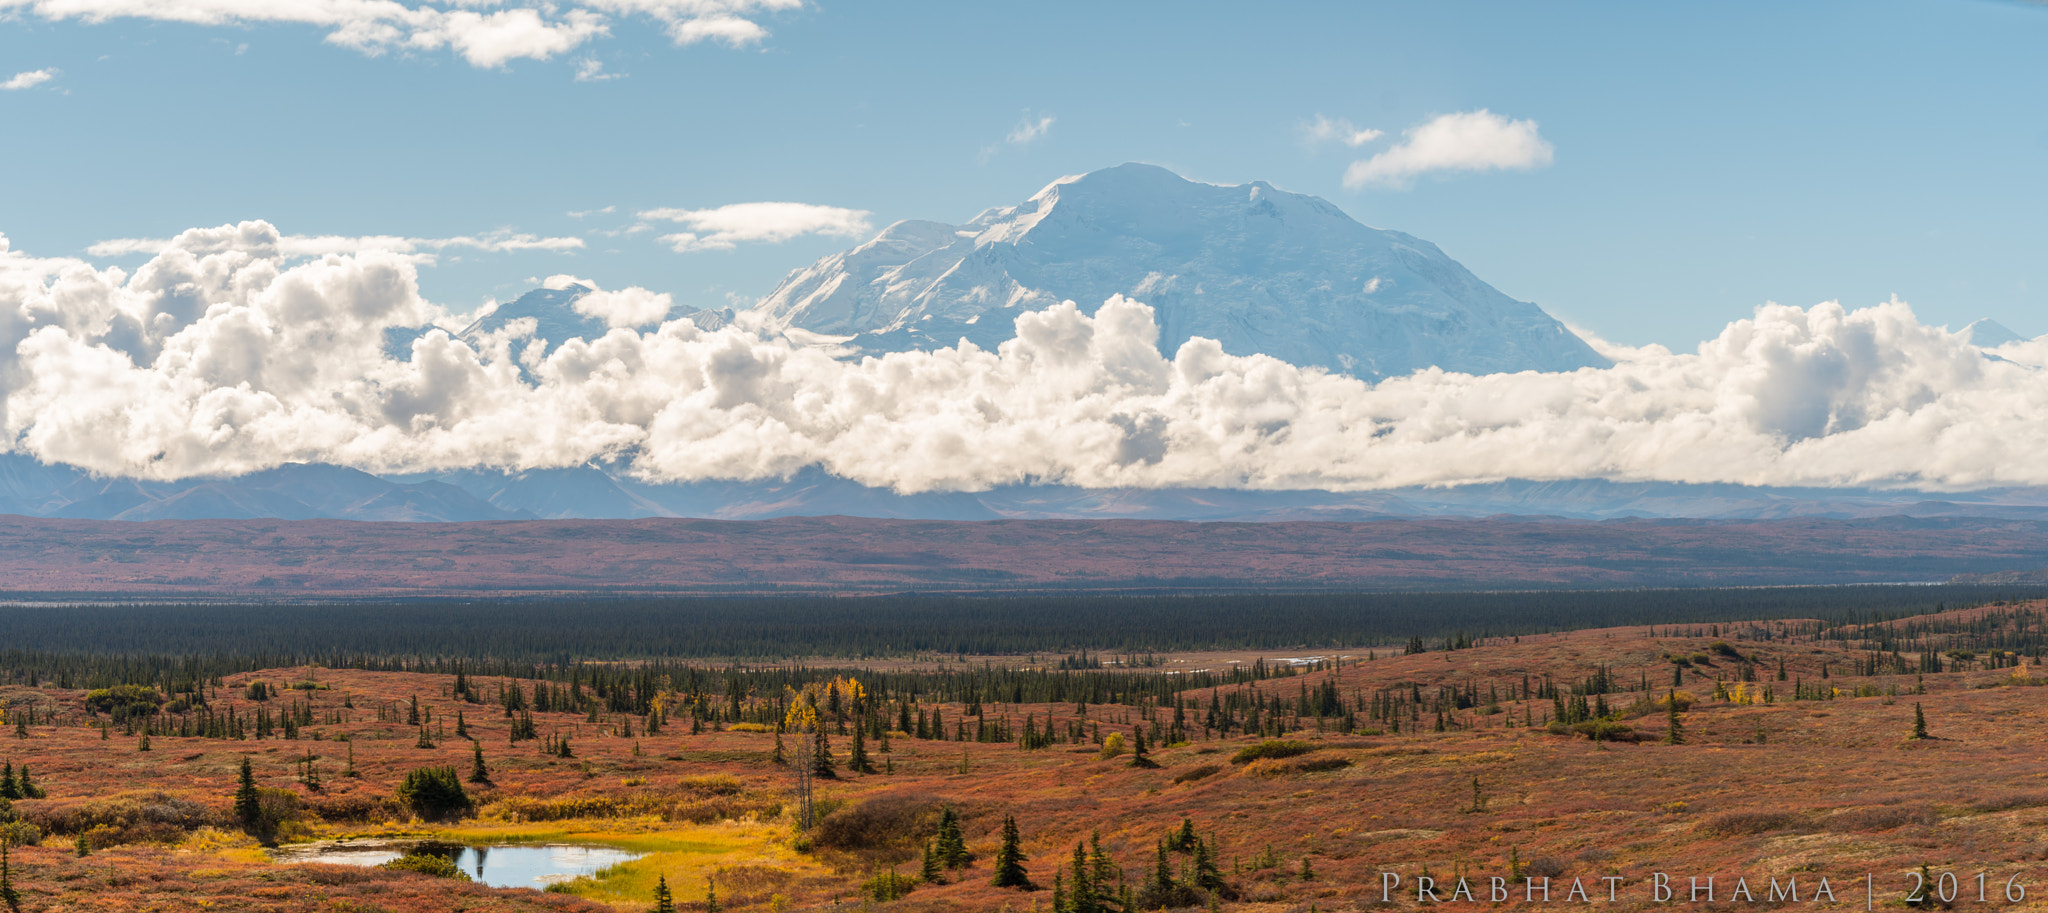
[8,454,2048,524]
[0,459,516,522]
[755,163,1609,378]
[5,512,2048,597]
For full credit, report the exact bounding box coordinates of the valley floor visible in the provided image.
[3,604,2048,911]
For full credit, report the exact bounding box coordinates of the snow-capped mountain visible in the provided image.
[755,162,1609,378]
[1961,318,2023,349]
[454,283,733,353]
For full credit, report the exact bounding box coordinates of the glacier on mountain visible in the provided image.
[754,162,1609,378]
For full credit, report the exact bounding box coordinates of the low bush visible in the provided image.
[1971,792,2048,813]
[300,864,386,886]
[485,790,779,825]
[812,794,942,866]
[380,851,472,880]
[668,796,780,824]
[0,820,40,847]
[1245,756,1352,778]
[1825,805,1936,833]
[860,869,918,902]
[1230,740,1316,765]
[1573,721,1643,742]
[83,685,163,721]
[302,794,395,823]
[1173,764,1222,784]
[1099,733,1126,759]
[19,793,218,840]
[678,774,743,796]
[1697,810,1804,836]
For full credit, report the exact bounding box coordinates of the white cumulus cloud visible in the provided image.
[636,202,873,253]
[4,221,2047,494]
[0,0,799,68]
[574,57,622,81]
[571,284,674,328]
[1343,109,1554,190]
[1,68,58,90]
[1303,114,1382,148]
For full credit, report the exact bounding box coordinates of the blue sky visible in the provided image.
[2,0,2043,348]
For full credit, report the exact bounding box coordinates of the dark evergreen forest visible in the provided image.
[1,585,2036,667]
[1,587,2043,742]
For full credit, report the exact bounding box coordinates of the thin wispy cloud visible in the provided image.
[1343,109,1554,190]
[1007,114,1055,146]
[980,110,1055,163]
[1303,114,1382,148]
[1,68,58,91]
[635,202,873,253]
[0,0,803,68]
[87,227,584,264]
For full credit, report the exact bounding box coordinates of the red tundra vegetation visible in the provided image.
[1,602,2046,911]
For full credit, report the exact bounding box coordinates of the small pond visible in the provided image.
[273,840,642,890]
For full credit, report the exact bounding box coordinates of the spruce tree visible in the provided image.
[652,874,675,913]
[1138,839,1179,908]
[1912,702,1930,740]
[1664,690,1685,745]
[991,815,1031,888]
[0,843,17,913]
[1192,834,1225,893]
[0,765,15,801]
[233,757,262,829]
[468,742,491,784]
[1067,842,1097,913]
[921,841,944,884]
[704,876,720,913]
[934,807,970,867]
[848,725,875,774]
[1129,727,1158,768]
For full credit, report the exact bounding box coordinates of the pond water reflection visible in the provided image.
[273,840,641,889]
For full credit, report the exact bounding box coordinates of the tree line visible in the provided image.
[0,586,2035,681]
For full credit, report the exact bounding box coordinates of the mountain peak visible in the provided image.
[1962,318,2023,348]
[755,163,1608,378]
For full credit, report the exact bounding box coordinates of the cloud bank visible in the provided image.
[0,0,800,68]
[2,220,2044,493]
[1344,109,1554,189]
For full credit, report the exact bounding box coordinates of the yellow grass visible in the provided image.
[405,818,824,906]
